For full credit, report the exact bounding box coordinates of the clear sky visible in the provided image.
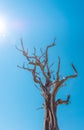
[0,0,84,130]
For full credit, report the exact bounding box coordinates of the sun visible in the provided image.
[0,18,7,37]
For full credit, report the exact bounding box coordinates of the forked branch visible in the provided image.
[44,40,56,67]
[16,39,56,85]
[52,64,78,97]
[16,40,78,101]
[17,64,43,85]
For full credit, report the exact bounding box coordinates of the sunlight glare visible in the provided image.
[0,18,7,37]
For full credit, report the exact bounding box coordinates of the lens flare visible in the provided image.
[0,18,7,37]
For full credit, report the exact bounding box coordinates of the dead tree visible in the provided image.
[16,39,78,130]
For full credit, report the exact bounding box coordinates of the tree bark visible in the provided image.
[44,94,59,130]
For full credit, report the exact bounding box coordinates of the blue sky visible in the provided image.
[0,0,84,130]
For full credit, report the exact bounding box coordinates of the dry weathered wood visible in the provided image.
[55,95,70,106]
[16,39,78,130]
[52,63,78,98]
[56,57,60,81]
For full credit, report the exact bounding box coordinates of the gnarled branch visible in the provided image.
[55,95,70,106]
[52,64,78,97]
[17,64,43,85]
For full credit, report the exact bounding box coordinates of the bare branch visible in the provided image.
[32,65,42,84]
[52,64,78,97]
[36,107,44,110]
[59,63,78,86]
[17,64,33,72]
[38,48,45,60]
[32,47,37,56]
[20,38,24,50]
[49,62,55,69]
[45,63,54,81]
[16,39,29,61]
[55,95,70,106]
[16,40,56,83]
[44,39,56,67]
[72,63,78,74]
[56,57,60,81]
[15,45,23,52]
[17,63,43,85]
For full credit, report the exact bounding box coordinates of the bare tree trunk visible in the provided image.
[44,94,59,130]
